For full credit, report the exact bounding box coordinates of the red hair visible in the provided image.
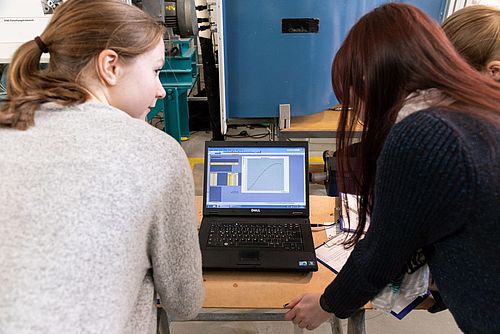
[332,3,500,246]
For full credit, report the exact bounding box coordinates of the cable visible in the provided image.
[148,115,164,129]
[249,133,271,139]
[153,119,164,128]
[311,221,338,227]
[224,128,271,139]
[311,220,339,232]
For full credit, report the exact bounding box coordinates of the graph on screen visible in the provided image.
[242,156,289,193]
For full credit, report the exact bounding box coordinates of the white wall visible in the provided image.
[0,0,52,62]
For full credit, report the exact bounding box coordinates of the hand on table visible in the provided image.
[283,293,332,330]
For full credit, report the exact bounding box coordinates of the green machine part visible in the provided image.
[147,37,198,142]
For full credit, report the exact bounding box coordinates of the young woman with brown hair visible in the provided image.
[443,5,500,81]
[284,3,500,332]
[0,0,203,332]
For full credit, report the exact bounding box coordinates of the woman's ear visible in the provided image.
[95,49,120,86]
[485,60,500,82]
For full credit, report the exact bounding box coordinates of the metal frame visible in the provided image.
[157,307,365,334]
[444,0,472,18]
[215,0,228,134]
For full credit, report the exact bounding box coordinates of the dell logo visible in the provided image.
[251,209,261,213]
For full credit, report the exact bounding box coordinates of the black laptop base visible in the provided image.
[201,248,318,272]
[199,217,318,272]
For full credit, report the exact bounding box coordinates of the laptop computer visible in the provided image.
[198,141,318,272]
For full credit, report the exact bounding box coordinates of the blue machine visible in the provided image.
[220,0,449,119]
[147,37,198,142]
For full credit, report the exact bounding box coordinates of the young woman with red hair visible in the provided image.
[285,4,500,332]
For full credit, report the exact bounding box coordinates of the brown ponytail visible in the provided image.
[1,38,88,129]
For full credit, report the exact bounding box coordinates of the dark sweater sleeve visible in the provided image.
[321,111,472,318]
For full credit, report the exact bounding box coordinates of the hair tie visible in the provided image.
[34,36,49,53]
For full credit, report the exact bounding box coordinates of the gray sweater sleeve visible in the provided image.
[0,102,204,332]
[148,139,204,319]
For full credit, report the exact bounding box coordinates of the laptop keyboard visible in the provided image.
[206,222,304,251]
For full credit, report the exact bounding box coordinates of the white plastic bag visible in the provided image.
[372,263,430,312]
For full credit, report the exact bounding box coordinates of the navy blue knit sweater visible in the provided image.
[320,108,500,333]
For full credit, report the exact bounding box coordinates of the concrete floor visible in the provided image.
[173,126,462,334]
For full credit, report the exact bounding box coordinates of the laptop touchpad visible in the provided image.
[238,250,261,264]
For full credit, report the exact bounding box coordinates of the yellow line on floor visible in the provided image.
[188,157,323,170]
[309,156,323,164]
[188,157,204,170]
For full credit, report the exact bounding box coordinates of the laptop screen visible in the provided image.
[204,142,308,210]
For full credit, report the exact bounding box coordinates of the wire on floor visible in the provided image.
[224,127,272,140]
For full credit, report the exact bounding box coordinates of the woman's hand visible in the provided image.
[283,293,332,330]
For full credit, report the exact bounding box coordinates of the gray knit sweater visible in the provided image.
[0,102,204,333]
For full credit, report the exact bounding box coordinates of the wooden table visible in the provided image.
[159,195,433,334]
[278,109,363,141]
[200,195,337,308]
